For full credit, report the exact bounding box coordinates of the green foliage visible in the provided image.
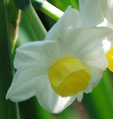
[18,11,38,44]
[14,0,30,9]
[0,0,17,118]
[19,97,52,119]
[7,0,18,43]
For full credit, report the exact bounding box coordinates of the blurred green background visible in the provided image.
[0,0,113,119]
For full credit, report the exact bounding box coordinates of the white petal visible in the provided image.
[103,0,113,25]
[102,38,112,53]
[6,66,48,102]
[79,0,104,27]
[84,66,104,93]
[76,92,83,102]
[97,18,109,27]
[80,48,107,70]
[14,40,58,70]
[42,7,82,58]
[76,28,113,70]
[36,81,76,113]
[81,47,106,92]
[45,6,82,42]
[63,27,113,57]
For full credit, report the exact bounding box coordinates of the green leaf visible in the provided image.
[19,97,53,119]
[18,11,38,44]
[7,0,18,42]
[23,4,47,40]
[0,0,17,118]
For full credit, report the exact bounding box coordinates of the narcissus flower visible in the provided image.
[6,7,113,113]
[79,0,113,72]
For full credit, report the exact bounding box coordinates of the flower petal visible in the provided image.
[103,0,113,25]
[6,66,48,102]
[84,66,104,93]
[78,47,107,92]
[14,40,58,70]
[61,27,113,57]
[76,92,84,102]
[79,0,104,27]
[45,6,82,42]
[76,28,113,71]
[36,80,76,113]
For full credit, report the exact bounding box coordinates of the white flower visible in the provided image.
[79,0,113,27]
[6,7,113,113]
[79,0,113,71]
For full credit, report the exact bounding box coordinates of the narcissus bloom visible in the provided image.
[79,0,113,72]
[6,7,113,113]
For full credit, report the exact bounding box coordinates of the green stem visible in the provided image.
[16,103,21,119]
[0,0,17,118]
[23,3,47,40]
[33,0,63,21]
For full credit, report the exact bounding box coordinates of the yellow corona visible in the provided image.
[105,47,113,72]
[49,57,91,97]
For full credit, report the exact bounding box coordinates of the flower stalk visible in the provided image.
[32,0,64,21]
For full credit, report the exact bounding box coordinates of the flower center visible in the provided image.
[48,57,91,97]
[105,47,113,72]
